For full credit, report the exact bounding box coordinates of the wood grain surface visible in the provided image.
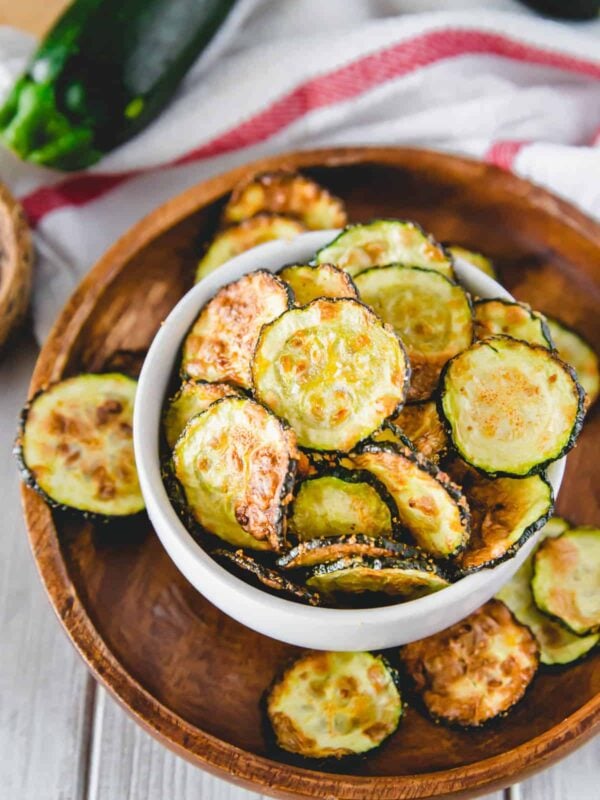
[19,147,600,799]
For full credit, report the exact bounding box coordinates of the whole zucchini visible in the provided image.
[0,0,237,170]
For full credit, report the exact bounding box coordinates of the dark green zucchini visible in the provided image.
[390,401,448,463]
[520,1,600,21]
[315,220,454,278]
[212,548,320,606]
[195,215,305,282]
[351,443,470,559]
[439,336,585,477]
[546,317,600,406]
[447,245,497,280]
[287,468,399,542]
[276,534,414,570]
[265,651,403,759]
[354,265,473,401]
[15,373,144,520]
[223,171,348,230]
[162,379,240,449]
[183,270,292,389]
[306,554,449,599]
[171,396,299,552]
[278,263,358,306]
[474,299,553,348]
[0,0,236,170]
[401,599,539,727]
[532,527,600,636]
[252,298,409,451]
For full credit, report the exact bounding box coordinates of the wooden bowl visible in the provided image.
[22,147,600,800]
[0,182,32,349]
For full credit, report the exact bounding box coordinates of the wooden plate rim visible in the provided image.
[21,146,600,800]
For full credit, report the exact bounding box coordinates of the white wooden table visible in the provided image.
[1,331,598,800]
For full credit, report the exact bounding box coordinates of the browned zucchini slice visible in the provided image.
[354,265,473,401]
[447,245,497,279]
[351,444,470,559]
[195,214,305,282]
[277,535,414,570]
[182,270,292,389]
[474,298,553,348]
[278,263,358,305]
[252,298,409,451]
[266,651,402,759]
[401,599,539,727]
[212,548,320,605]
[440,336,585,476]
[391,401,448,462]
[546,317,600,406]
[172,397,299,551]
[162,380,240,449]
[532,527,600,636]
[447,459,553,573]
[306,555,449,599]
[315,220,454,278]
[16,373,144,519]
[223,171,347,230]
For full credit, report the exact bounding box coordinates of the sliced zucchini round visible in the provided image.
[369,422,414,451]
[474,299,553,348]
[288,468,397,542]
[538,515,571,539]
[195,214,305,282]
[447,245,497,280]
[351,443,470,559]
[546,317,599,406]
[16,373,144,519]
[390,400,448,463]
[266,651,402,759]
[183,270,292,389]
[212,548,320,606]
[306,555,449,599]
[162,380,240,449]
[277,535,414,570]
[172,397,299,552]
[355,266,473,401]
[224,171,347,230]
[440,336,585,476]
[401,599,539,727]
[315,220,454,278]
[278,263,358,306]
[252,298,409,451]
[532,527,600,636]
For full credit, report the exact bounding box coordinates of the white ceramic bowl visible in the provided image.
[134,230,564,651]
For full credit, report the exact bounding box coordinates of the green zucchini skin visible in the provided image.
[473,298,554,349]
[0,0,236,170]
[520,0,600,20]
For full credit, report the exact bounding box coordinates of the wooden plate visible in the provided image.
[22,147,600,800]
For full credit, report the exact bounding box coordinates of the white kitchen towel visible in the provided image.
[0,0,599,342]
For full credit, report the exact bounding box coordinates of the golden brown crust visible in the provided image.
[393,402,448,461]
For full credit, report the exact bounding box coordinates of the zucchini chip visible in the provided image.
[277,535,413,570]
[172,397,299,552]
[212,548,320,606]
[266,651,402,759]
[306,555,449,599]
[474,299,553,348]
[440,336,585,477]
[162,380,240,449]
[546,317,599,406]
[252,298,409,451]
[288,469,397,541]
[391,401,448,463]
[182,270,292,389]
[370,422,414,451]
[355,266,473,401]
[447,245,497,280]
[224,171,347,230]
[196,214,305,282]
[16,373,144,519]
[401,600,538,727]
[351,444,470,559]
[448,460,554,573]
[532,527,600,636]
[278,263,358,306]
[315,220,454,279]
[497,518,599,666]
